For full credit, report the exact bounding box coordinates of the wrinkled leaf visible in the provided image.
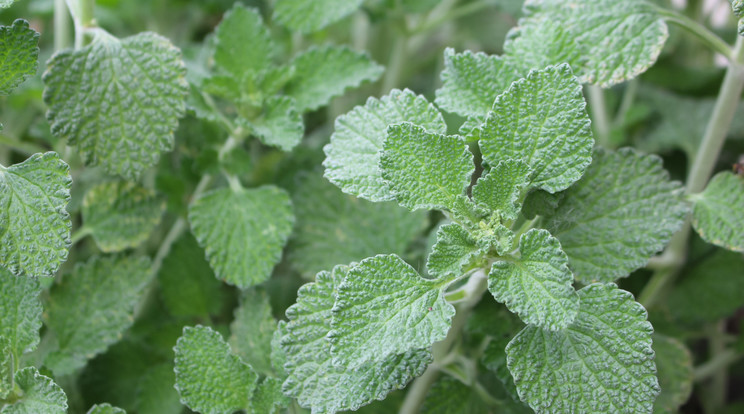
[691,172,744,252]
[0,19,39,95]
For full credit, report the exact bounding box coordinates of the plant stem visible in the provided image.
[381,19,409,94]
[0,134,47,156]
[412,0,493,35]
[54,0,72,51]
[705,321,728,413]
[613,78,639,126]
[694,348,743,382]
[70,226,92,246]
[654,5,733,59]
[587,84,612,148]
[65,0,95,48]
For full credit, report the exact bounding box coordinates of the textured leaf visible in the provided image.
[86,404,125,414]
[476,64,593,193]
[652,334,692,414]
[289,172,426,278]
[244,96,303,151]
[251,377,289,414]
[732,0,744,36]
[329,254,455,368]
[229,288,276,376]
[82,181,165,252]
[44,255,152,375]
[324,89,446,202]
[506,283,659,413]
[0,268,41,360]
[273,0,364,33]
[213,4,274,77]
[0,20,39,95]
[188,186,294,289]
[420,375,490,414]
[174,325,258,414]
[691,172,744,252]
[543,148,688,283]
[0,338,10,400]
[472,160,532,221]
[381,123,474,211]
[135,363,182,414]
[43,31,188,179]
[488,229,579,330]
[0,152,71,277]
[0,367,67,414]
[286,45,383,112]
[281,266,430,414]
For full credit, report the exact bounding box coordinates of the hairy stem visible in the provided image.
[694,348,743,382]
[587,84,612,148]
[705,321,729,413]
[54,0,72,51]
[654,5,733,59]
[413,0,493,35]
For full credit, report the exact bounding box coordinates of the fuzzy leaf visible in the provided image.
[0,268,42,360]
[251,377,289,414]
[0,152,71,277]
[472,160,532,220]
[245,96,303,151]
[652,334,693,414]
[324,89,446,202]
[174,325,258,414]
[0,338,10,400]
[691,172,744,252]
[476,64,593,193]
[1,367,67,414]
[426,222,514,279]
[86,404,126,414]
[732,0,744,36]
[273,0,364,33]
[213,4,274,77]
[506,283,659,413]
[543,148,688,283]
[43,31,188,179]
[0,20,39,95]
[229,288,277,376]
[188,186,294,289]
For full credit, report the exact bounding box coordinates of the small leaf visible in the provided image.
[1,367,67,414]
[731,0,744,36]
[43,31,188,179]
[420,375,490,414]
[273,0,364,33]
[691,172,744,252]
[213,4,274,77]
[174,325,258,414]
[86,403,126,414]
[472,160,532,221]
[244,96,304,151]
[0,19,39,95]
[506,283,659,413]
[188,186,294,289]
[229,288,277,376]
[0,268,42,364]
[0,152,71,277]
[329,254,455,368]
[652,334,693,414]
[381,123,474,211]
[324,89,446,202]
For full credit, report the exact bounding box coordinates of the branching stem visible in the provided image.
[654,5,733,60]
[587,84,612,148]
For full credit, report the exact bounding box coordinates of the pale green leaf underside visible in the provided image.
[188,186,294,289]
[489,229,579,330]
[44,255,152,375]
[330,254,455,369]
[323,89,446,202]
[0,367,67,414]
[382,122,474,211]
[0,269,42,359]
[472,159,532,221]
[86,403,126,414]
[213,4,274,77]
[0,152,71,277]
[174,325,257,414]
[286,45,383,112]
[732,0,744,36]
[477,64,593,194]
[692,172,744,252]
[244,96,303,151]
[82,181,164,252]
[273,0,363,33]
[544,148,688,283]
[43,31,188,179]
[289,172,426,278]
[281,266,430,414]
[652,334,693,414]
[229,288,277,376]
[0,19,39,96]
[506,283,659,413]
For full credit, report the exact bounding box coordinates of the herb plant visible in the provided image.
[1,0,744,413]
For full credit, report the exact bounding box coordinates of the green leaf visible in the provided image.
[324,89,446,202]
[174,325,258,414]
[281,266,430,413]
[732,0,744,36]
[251,377,289,414]
[472,160,532,221]
[381,122,474,211]
[506,283,659,413]
[521,189,564,220]
[691,172,744,252]
[289,172,426,278]
[652,334,693,414]
[44,255,152,375]
[0,152,71,278]
[43,31,188,179]
[488,229,579,330]
[0,367,67,414]
[420,375,490,414]
[543,148,688,283]
[273,0,364,33]
[329,254,455,368]
[213,4,274,77]
[0,20,39,95]
[229,288,276,376]
[0,338,12,400]
[476,64,593,194]
[188,186,294,289]
[135,363,182,414]
[86,403,125,414]
[0,268,42,360]
[82,181,165,252]
[286,45,384,112]
[243,96,303,151]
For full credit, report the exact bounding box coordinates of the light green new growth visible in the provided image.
[229,288,277,376]
[0,269,41,362]
[506,283,659,413]
[652,334,693,414]
[245,96,303,151]
[213,4,274,77]
[43,31,188,179]
[381,123,474,211]
[488,229,579,331]
[174,326,258,414]
[44,255,152,375]
[544,148,688,283]
[273,0,364,33]
[324,89,446,202]
[476,64,594,194]
[329,254,455,368]
[472,160,532,221]
[82,181,165,252]
[1,367,67,414]
[732,0,744,36]
[0,20,39,96]
[691,172,744,252]
[0,152,71,278]
[188,186,294,289]
[86,403,126,414]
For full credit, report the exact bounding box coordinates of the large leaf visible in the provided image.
[0,367,67,414]
[43,31,188,179]
[229,288,277,376]
[0,19,39,95]
[213,4,274,77]
[506,283,659,413]
[273,0,364,33]
[652,334,693,414]
[0,152,71,277]
[0,268,41,361]
[691,172,744,252]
